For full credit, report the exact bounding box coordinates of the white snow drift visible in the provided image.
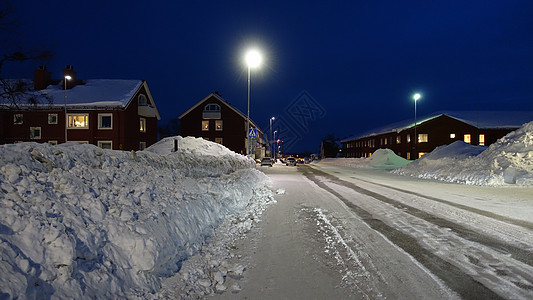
[0,136,274,298]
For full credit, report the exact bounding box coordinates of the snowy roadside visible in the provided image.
[0,136,275,299]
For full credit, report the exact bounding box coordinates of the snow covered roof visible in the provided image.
[1,79,144,108]
[342,111,533,142]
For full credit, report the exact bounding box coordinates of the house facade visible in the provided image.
[179,92,265,156]
[341,112,533,160]
[0,66,160,151]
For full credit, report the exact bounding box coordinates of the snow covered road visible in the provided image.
[213,162,533,300]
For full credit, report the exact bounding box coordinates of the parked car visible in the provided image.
[286,157,297,166]
[260,157,274,167]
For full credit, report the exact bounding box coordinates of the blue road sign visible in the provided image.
[248,128,257,138]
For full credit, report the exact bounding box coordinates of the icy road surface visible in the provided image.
[213,162,533,300]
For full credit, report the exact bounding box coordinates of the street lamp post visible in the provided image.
[273,130,278,159]
[270,117,275,158]
[245,49,261,156]
[64,75,72,143]
[413,93,421,157]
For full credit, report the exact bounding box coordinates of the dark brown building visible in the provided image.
[0,66,160,151]
[179,92,265,156]
[341,112,533,160]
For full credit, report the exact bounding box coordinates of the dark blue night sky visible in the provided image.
[5,1,533,152]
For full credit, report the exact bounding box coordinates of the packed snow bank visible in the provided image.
[0,136,274,298]
[394,121,533,186]
[319,148,410,170]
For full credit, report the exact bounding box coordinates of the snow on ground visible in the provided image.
[394,121,533,185]
[0,136,274,299]
[320,148,410,170]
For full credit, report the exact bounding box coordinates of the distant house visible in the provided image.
[341,111,533,160]
[179,92,265,156]
[0,66,160,151]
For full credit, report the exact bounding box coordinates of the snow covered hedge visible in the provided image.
[0,136,272,298]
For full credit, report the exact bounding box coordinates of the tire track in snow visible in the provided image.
[300,166,504,300]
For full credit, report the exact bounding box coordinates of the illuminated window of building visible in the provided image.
[14,114,23,124]
[139,142,146,150]
[48,114,58,124]
[407,134,411,143]
[450,133,456,138]
[215,137,223,144]
[384,138,387,145]
[396,136,401,144]
[479,134,485,146]
[140,118,146,132]
[418,134,428,143]
[464,134,471,144]
[48,140,58,145]
[215,120,223,131]
[406,152,411,160]
[30,127,41,139]
[98,113,112,129]
[138,94,148,106]
[418,152,427,158]
[98,141,112,149]
[67,114,89,128]
[202,120,209,131]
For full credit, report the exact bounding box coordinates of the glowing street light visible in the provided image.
[64,75,72,143]
[245,49,262,156]
[413,93,421,156]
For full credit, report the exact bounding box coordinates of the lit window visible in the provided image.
[384,138,387,145]
[418,134,428,143]
[139,142,146,150]
[450,133,456,139]
[98,141,112,149]
[98,113,113,129]
[48,114,58,124]
[140,118,146,132]
[30,127,41,139]
[464,134,471,144]
[67,114,89,128]
[418,152,427,158]
[407,134,411,143]
[215,138,223,144]
[215,120,223,131]
[396,136,401,144]
[14,114,23,124]
[407,152,411,160]
[202,120,209,131]
[138,94,148,106]
[479,134,485,146]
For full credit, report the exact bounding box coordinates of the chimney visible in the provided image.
[33,65,51,90]
[62,65,77,89]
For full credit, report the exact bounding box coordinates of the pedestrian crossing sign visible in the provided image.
[248,128,257,138]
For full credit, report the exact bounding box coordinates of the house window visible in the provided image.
[418,152,427,158]
[138,94,148,106]
[396,136,401,144]
[140,118,146,132]
[67,114,89,128]
[450,133,456,139]
[202,120,209,131]
[30,127,41,139]
[204,103,221,112]
[479,134,485,146]
[407,134,411,143]
[384,138,387,145]
[98,113,113,129]
[203,103,221,119]
[215,120,223,131]
[406,152,411,160]
[14,114,23,124]
[215,138,223,144]
[418,134,428,143]
[139,142,146,150]
[48,140,58,145]
[98,141,113,149]
[464,134,471,144]
[48,114,58,124]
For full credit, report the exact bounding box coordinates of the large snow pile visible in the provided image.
[394,121,533,185]
[0,136,274,298]
[320,148,410,170]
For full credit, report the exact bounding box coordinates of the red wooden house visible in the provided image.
[0,66,160,151]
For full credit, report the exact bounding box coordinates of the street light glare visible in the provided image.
[65,75,72,80]
[245,49,262,68]
[413,93,421,101]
